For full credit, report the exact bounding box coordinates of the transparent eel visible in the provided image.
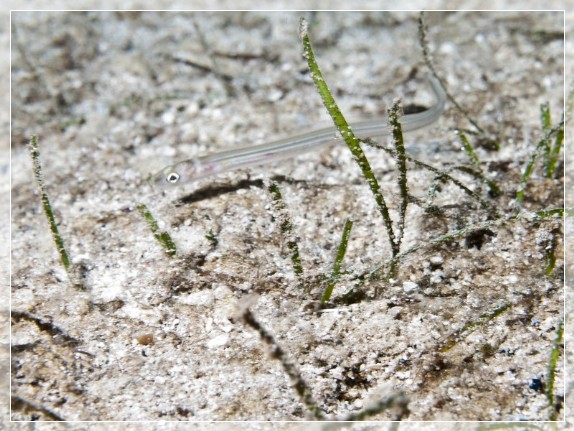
[151,76,446,188]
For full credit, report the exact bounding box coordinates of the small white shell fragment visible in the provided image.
[430,255,444,265]
[177,290,214,307]
[206,333,229,349]
[402,281,419,294]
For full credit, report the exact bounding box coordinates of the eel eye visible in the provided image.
[166,172,180,183]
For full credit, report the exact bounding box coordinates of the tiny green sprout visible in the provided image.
[28,135,85,290]
[515,119,564,206]
[205,229,218,248]
[321,218,353,303]
[267,181,304,283]
[28,135,71,270]
[137,204,177,257]
[546,316,564,421]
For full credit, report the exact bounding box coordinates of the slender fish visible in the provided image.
[151,76,446,188]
